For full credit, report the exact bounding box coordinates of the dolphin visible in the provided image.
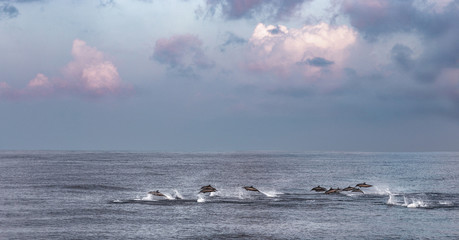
[325,188,340,194]
[343,186,355,191]
[311,186,327,192]
[243,186,259,192]
[199,185,217,193]
[356,182,373,188]
[351,188,364,193]
[148,190,166,197]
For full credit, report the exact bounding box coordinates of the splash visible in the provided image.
[439,200,453,206]
[364,186,392,195]
[173,189,183,200]
[140,193,157,201]
[259,190,282,198]
[197,195,206,203]
[387,193,398,205]
[405,198,428,208]
[162,192,175,200]
[385,193,453,209]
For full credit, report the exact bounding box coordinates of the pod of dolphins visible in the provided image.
[311,182,372,194]
[148,182,372,199]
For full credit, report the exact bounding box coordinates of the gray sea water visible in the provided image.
[1,151,458,239]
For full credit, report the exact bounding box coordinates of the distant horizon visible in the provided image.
[1,148,458,154]
[2,0,459,152]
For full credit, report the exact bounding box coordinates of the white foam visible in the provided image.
[259,190,282,198]
[173,189,183,199]
[197,195,206,203]
[387,194,399,205]
[364,186,392,195]
[387,194,430,208]
[405,198,428,208]
[141,194,157,201]
[439,200,453,205]
[163,192,175,200]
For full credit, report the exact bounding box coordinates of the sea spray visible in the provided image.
[387,194,398,205]
[141,193,157,201]
[163,192,175,200]
[173,189,183,200]
[197,195,206,203]
[259,190,282,198]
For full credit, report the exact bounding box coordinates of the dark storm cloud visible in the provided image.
[341,0,459,83]
[0,3,19,19]
[340,0,457,40]
[201,0,311,20]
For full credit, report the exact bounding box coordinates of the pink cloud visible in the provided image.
[0,39,131,100]
[27,73,51,88]
[62,39,126,96]
[246,22,357,87]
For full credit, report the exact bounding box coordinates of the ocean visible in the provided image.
[1,151,458,239]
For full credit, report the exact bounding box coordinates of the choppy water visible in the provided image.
[1,151,458,239]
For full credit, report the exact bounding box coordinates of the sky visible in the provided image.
[1,0,459,152]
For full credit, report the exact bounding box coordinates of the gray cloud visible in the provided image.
[306,57,334,67]
[341,0,459,84]
[152,34,214,77]
[0,0,42,2]
[391,44,414,71]
[99,0,115,7]
[219,32,246,52]
[201,0,311,21]
[0,3,19,19]
[339,0,458,40]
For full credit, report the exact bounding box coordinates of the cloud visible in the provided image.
[338,0,459,103]
[339,0,458,39]
[0,39,131,100]
[246,22,356,86]
[62,39,128,96]
[0,3,19,19]
[219,32,246,52]
[391,44,414,71]
[99,0,115,7]
[152,34,214,76]
[303,57,334,67]
[200,0,311,20]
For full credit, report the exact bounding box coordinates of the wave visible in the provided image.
[134,189,185,201]
[62,184,130,191]
[387,193,457,209]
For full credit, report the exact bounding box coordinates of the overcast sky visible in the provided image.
[1,0,458,152]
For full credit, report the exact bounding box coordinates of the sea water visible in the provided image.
[1,151,458,239]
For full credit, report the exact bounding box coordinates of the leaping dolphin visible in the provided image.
[325,188,341,194]
[343,186,355,191]
[355,182,372,188]
[311,186,327,192]
[148,190,166,197]
[199,185,217,193]
[243,186,259,192]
